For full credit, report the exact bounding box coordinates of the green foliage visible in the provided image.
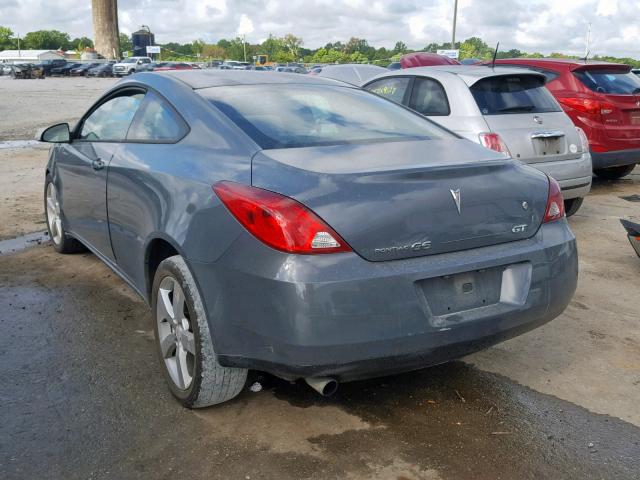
[0,26,14,49]
[119,33,132,54]
[22,30,71,50]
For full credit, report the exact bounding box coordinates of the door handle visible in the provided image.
[92,158,105,170]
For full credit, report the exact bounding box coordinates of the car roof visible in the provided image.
[157,70,345,89]
[369,65,545,86]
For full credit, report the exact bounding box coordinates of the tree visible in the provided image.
[459,36,492,60]
[23,30,71,50]
[0,26,14,49]
[345,37,368,54]
[260,34,282,59]
[191,39,205,57]
[72,36,94,51]
[119,33,132,53]
[282,34,303,59]
[202,44,225,59]
[393,41,408,54]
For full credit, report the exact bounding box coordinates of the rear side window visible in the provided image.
[573,69,640,94]
[409,77,450,116]
[201,84,450,149]
[79,92,144,141]
[365,77,411,104]
[470,75,561,115]
[127,91,189,142]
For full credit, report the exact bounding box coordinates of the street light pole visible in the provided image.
[451,0,458,50]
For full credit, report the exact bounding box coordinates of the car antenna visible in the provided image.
[582,22,592,63]
[491,42,499,70]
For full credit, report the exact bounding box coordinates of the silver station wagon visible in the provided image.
[363,66,593,216]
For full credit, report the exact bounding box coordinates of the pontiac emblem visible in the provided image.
[450,188,461,214]
[533,115,543,124]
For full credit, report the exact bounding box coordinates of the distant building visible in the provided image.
[0,49,65,63]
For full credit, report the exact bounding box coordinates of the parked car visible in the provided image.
[0,63,14,76]
[487,58,640,179]
[39,58,67,76]
[39,70,577,407]
[153,62,195,71]
[112,56,152,77]
[314,63,387,85]
[400,52,461,68]
[87,62,115,77]
[363,66,592,215]
[70,63,101,76]
[11,63,44,79]
[50,62,83,76]
[632,69,640,77]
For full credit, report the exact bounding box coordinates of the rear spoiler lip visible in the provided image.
[571,63,632,73]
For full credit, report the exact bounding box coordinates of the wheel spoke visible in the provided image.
[160,332,177,358]
[175,346,189,388]
[46,197,56,216]
[55,218,62,238]
[157,288,174,321]
[172,285,185,322]
[181,330,195,354]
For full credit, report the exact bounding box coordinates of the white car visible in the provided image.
[112,57,152,77]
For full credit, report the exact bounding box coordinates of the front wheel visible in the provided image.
[152,255,247,408]
[44,174,86,253]
[564,197,584,217]
[594,164,636,180]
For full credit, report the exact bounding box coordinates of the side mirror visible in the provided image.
[137,60,143,65]
[39,123,71,143]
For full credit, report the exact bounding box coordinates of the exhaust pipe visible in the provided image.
[305,377,338,396]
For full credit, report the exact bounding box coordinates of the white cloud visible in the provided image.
[0,0,638,57]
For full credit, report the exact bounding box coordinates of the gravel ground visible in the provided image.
[0,76,117,141]
[1,78,640,479]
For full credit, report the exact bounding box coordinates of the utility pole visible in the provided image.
[243,34,247,62]
[451,0,458,50]
[584,22,592,59]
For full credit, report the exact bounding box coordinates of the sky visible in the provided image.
[1,0,639,58]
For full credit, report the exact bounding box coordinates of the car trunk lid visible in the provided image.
[251,139,549,261]
[572,65,640,141]
[470,73,583,164]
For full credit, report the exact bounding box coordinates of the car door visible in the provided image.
[55,89,145,261]
[106,90,190,289]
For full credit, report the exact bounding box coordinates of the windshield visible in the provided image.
[201,84,451,149]
[122,58,136,64]
[470,75,561,115]
[573,69,640,94]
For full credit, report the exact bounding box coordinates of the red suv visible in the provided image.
[489,58,640,179]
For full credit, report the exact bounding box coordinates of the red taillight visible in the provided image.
[213,181,351,254]
[557,97,616,116]
[543,176,565,223]
[478,133,511,157]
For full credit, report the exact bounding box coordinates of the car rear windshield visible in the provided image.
[573,69,640,94]
[470,75,561,115]
[200,84,450,149]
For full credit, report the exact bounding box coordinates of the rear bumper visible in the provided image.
[189,221,578,381]
[529,153,592,200]
[591,148,640,170]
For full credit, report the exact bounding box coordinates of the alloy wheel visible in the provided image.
[46,182,63,245]
[156,276,196,390]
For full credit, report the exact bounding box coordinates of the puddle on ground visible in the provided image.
[0,231,49,255]
[0,140,46,150]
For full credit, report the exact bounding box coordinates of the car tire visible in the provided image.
[44,174,86,254]
[564,197,583,217]
[128,69,135,75]
[152,255,248,408]
[594,164,636,180]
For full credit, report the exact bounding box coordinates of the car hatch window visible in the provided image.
[365,77,411,105]
[573,69,640,94]
[79,92,145,141]
[127,91,189,142]
[409,77,450,116]
[470,75,561,115]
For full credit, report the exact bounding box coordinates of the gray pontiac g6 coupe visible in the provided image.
[40,70,578,406]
